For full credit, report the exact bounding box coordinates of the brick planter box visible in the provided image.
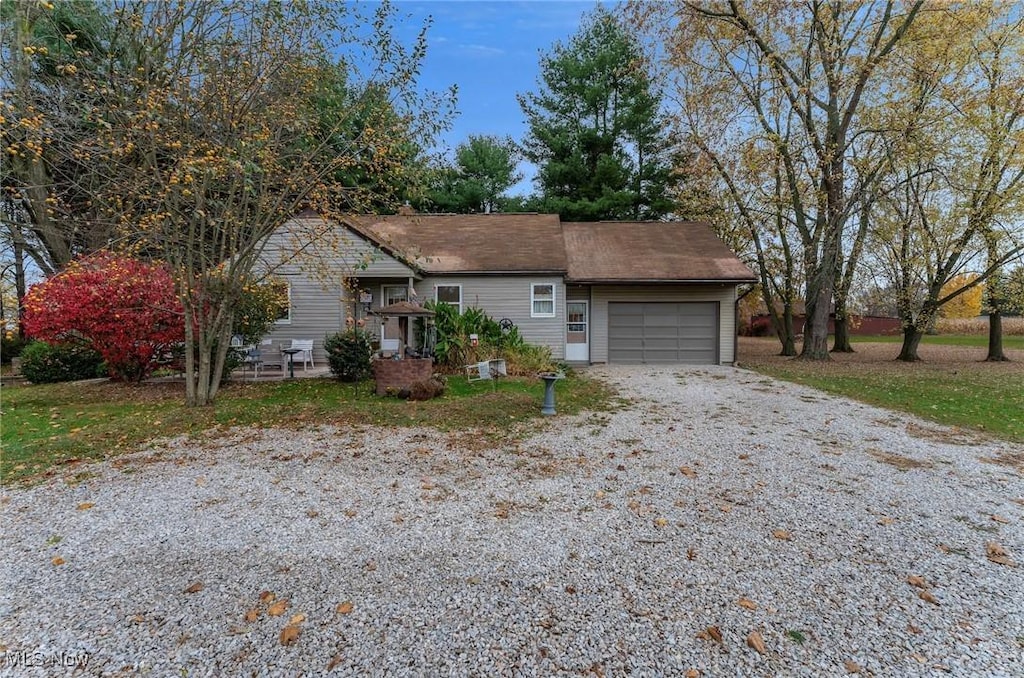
[372,358,434,396]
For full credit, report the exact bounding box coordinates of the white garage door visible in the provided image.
[608,302,719,364]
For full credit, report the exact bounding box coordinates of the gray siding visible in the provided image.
[591,285,738,364]
[256,219,417,364]
[566,285,590,302]
[259,217,417,279]
[422,276,566,360]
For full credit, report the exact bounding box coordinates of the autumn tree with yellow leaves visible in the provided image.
[3,0,452,404]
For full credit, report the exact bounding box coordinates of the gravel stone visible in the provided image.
[1,365,1022,676]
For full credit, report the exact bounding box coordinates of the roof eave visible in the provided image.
[567,277,759,285]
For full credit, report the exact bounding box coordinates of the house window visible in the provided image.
[435,284,462,312]
[274,282,292,324]
[531,283,555,318]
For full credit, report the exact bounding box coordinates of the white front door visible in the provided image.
[565,301,589,361]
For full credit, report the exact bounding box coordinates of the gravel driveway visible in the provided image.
[2,365,1022,677]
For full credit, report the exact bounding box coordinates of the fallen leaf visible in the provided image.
[76,502,95,510]
[267,599,289,616]
[679,466,697,478]
[51,556,65,566]
[877,517,895,526]
[654,517,669,528]
[737,598,757,610]
[279,624,300,646]
[364,560,377,572]
[336,601,354,615]
[697,626,723,644]
[565,584,577,594]
[684,670,700,678]
[991,515,1010,524]
[907,575,928,589]
[686,547,697,561]
[243,609,259,623]
[844,659,862,673]
[738,454,750,460]
[183,581,203,594]
[918,590,939,605]
[327,655,343,670]
[772,529,792,541]
[259,590,276,603]
[907,623,922,634]
[986,542,1017,567]
[639,485,653,495]
[288,613,306,625]
[747,631,766,655]
[594,490,606,499]
[343,509,357,518]
[720,504,732,513]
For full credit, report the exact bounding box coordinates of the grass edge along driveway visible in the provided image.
[1,373,619,486]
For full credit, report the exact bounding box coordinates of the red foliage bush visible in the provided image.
[23,251,184,382]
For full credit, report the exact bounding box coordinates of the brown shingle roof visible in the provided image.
[562,221,757,283]
[346,214,566,274]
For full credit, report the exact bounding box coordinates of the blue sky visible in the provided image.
[387,0,601,194]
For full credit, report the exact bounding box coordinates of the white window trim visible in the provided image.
[531,282,556,318]
[274,283,292,325]
[435,284,463,313]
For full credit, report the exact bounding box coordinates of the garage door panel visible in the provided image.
[608,302,718,364]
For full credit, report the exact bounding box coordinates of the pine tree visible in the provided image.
[518,7,676,221]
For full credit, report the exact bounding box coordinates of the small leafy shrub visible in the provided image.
[426,302,546,373]
[22,251,183,382]
[325,329,373,382]
[1,332,29,364]
[20,341,106,384]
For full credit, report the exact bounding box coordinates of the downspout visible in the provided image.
[734,284,756,366]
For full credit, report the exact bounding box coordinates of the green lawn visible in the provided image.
[851,333,1024,349]
[1,373,617,485]
[741,337,1024,442]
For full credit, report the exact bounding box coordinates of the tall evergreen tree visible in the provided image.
[424,135,521,213]
[518,7,676,222]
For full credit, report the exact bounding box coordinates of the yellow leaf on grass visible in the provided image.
[279,624,300,646]
[772,529,792,541]
[737,598,757,610]
[76,502,95,510]
[183,581,203,594]
[267,599,289,616]
[336,601,354,615]
[288,613,305,625]
[654,517,669,528]
[907,575,927,589]
[746,630,766,655]
[51,556,65,566]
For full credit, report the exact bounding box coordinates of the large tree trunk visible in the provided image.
[986,311,1008,362]
[780,308,797,356]
[831,294,853,353]
[800,282,833,360]
[897,326,924,362]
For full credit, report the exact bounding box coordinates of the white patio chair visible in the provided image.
[289,339,314,370]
